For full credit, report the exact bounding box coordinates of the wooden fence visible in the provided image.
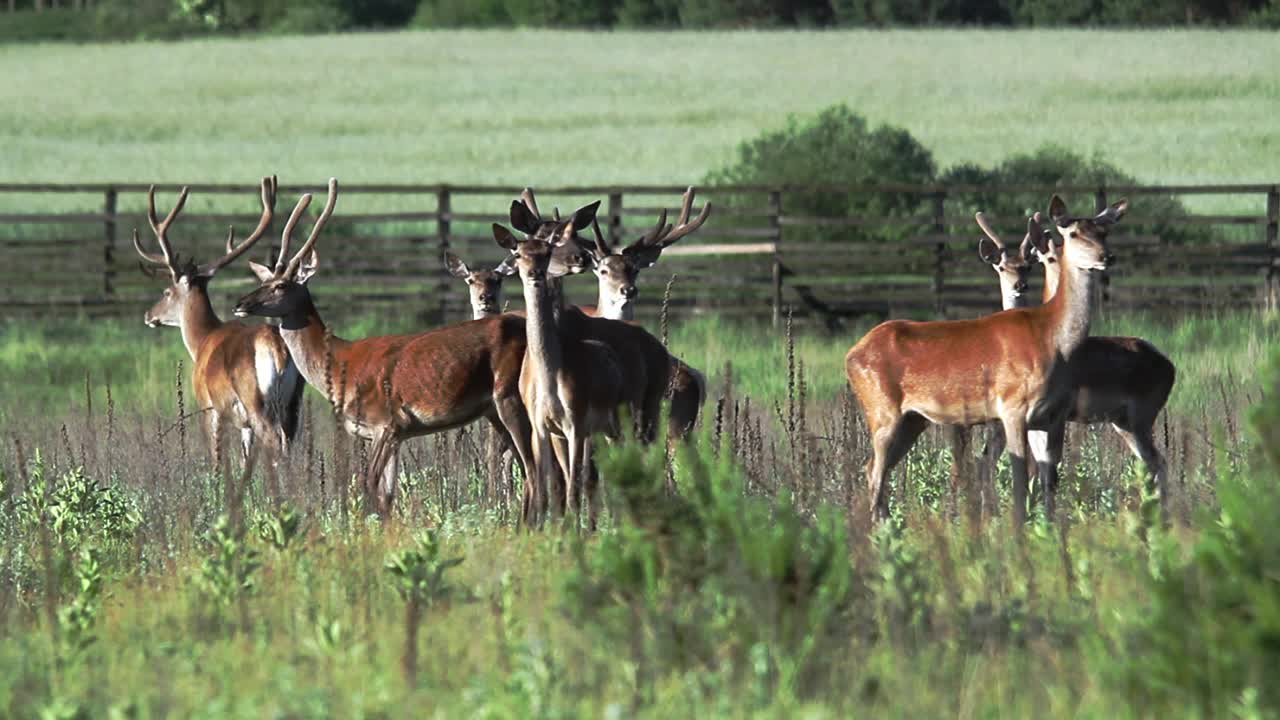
[1,182,1276,326]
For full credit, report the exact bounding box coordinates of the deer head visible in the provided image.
[583,187,710,320]
[494,195,601,289]
[134,176,277,327]
[975,211,1048,310]
[234,178,339,322]
[1048,195,1127,272]
[445,250,517,318]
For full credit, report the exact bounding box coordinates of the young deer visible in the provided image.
[233,179,537,519]
[494,206,626,527]
[135,176,303,464]
[846,195,1127,526]
[1007,214,1177,514]
[948,213,1044,515]
[578,188,710,439]
[444,251,516,319]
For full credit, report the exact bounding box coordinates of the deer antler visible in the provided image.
[199,176,277,276]
[590,217,610,257]
[521,188,541,220]
[133,185,190,275]
[974,211,1005,247]
[280,178,338,278]
[636,187,710,250]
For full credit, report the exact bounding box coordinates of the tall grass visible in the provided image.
[1,30,1278,215]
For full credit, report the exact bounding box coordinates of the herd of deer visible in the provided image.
[133,176,1174,530]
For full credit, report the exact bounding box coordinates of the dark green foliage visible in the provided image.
[411,0,512,26]
[560,436,861,701]
[833,0,1011,25]
[940,146,1199,245]
[1113,354,1280,716]
[613,0,681,25]
[678,0,832,27]
[14,458,141,558]
[706,104,936,242]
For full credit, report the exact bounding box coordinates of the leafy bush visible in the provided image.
[706,104,936,242]
[940,146,1200,245]
[411,0,512,26]
[15,457,141,558]
[560,435,862,703]
[1114,349,1280,716]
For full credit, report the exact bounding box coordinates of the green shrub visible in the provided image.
[560,435,862,703]
[613,0,681,25]
[0,7,100,43]
[411,0,512,26]
[1113,349,1280,716]
[706,104,936,242]
[940,146,1200,245]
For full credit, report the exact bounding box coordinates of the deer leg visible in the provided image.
[204,411,223,466]
[945,425,971,520]
[1029,424,1064,521]
[240,427,254,464]
[979,422,1006,522]
[866,413,927,521]
[1001,417,1030,527]
[493,396,537,527]
[1113,424,1169,522]
[551,433,576,527]
[584,447,600,533]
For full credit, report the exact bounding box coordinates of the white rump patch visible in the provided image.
[256,344,300,432]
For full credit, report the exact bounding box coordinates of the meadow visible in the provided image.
[3,26,1280,718]
[1,30,1279,216]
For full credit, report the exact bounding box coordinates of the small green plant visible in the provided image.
[255,503,304,553]
[384,530,466,681]
[16,460,141,558]
[195,515,261,624]
[56,547,103,661]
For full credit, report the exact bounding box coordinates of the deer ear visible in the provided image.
[1096,198,1129,224]
[295,250,319,284]
[493,254,517,277]
[493,223,519,251]
[569,200,601,232]
[1048,195,1068,224]
[444,251,470,279]
[627,243,662,269]
[510,201,538,234]
[248,261,275,284]
[978,237,1002,265]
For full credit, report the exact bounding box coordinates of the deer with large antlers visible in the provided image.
[494,204,627,526]
[135,176,303,463]
[846,194,1128,525]
[974,210,1176,514]
[233,179,540,519]
[577,188,710,439]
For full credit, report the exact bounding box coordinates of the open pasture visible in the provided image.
[1,26,1279,720]
[2,30,1279,214]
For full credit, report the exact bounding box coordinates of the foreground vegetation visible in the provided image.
[0,310,1276,715]
[2,30,1278,215]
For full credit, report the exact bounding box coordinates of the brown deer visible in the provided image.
[1003,213,1177,514]
[494,205,626,527]
[233,179,538,519]
[444,250,516,320]
[577,188,710,439]
[135,176,303,464]
[846,195,1127,525]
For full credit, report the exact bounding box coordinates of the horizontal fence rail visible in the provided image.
[1,182,1277,326]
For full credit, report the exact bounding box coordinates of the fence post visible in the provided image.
[607,191,623,250]
[1267,185,1279,313]
[437,186,452,323]
[931,190,946,318]
[769,190,783,329]
[1094,187,1110,308]
[103,187,117,302]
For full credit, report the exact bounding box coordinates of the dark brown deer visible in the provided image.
[846,195,1127,525]
[577,188,710,440]
[135,176,303,464]
[233,179,538,519]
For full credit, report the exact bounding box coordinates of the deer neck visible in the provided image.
[1044,252,1097,357]
[179,284,222,362]
[471,306,492,321]
[277,292,347,399]
[522,273,564,396]
[1041,259,1062,304]
[1001,283,1029,312]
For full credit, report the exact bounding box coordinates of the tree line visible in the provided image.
[4,0,1280,41]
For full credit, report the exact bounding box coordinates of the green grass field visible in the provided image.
[2,30,1279,215]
